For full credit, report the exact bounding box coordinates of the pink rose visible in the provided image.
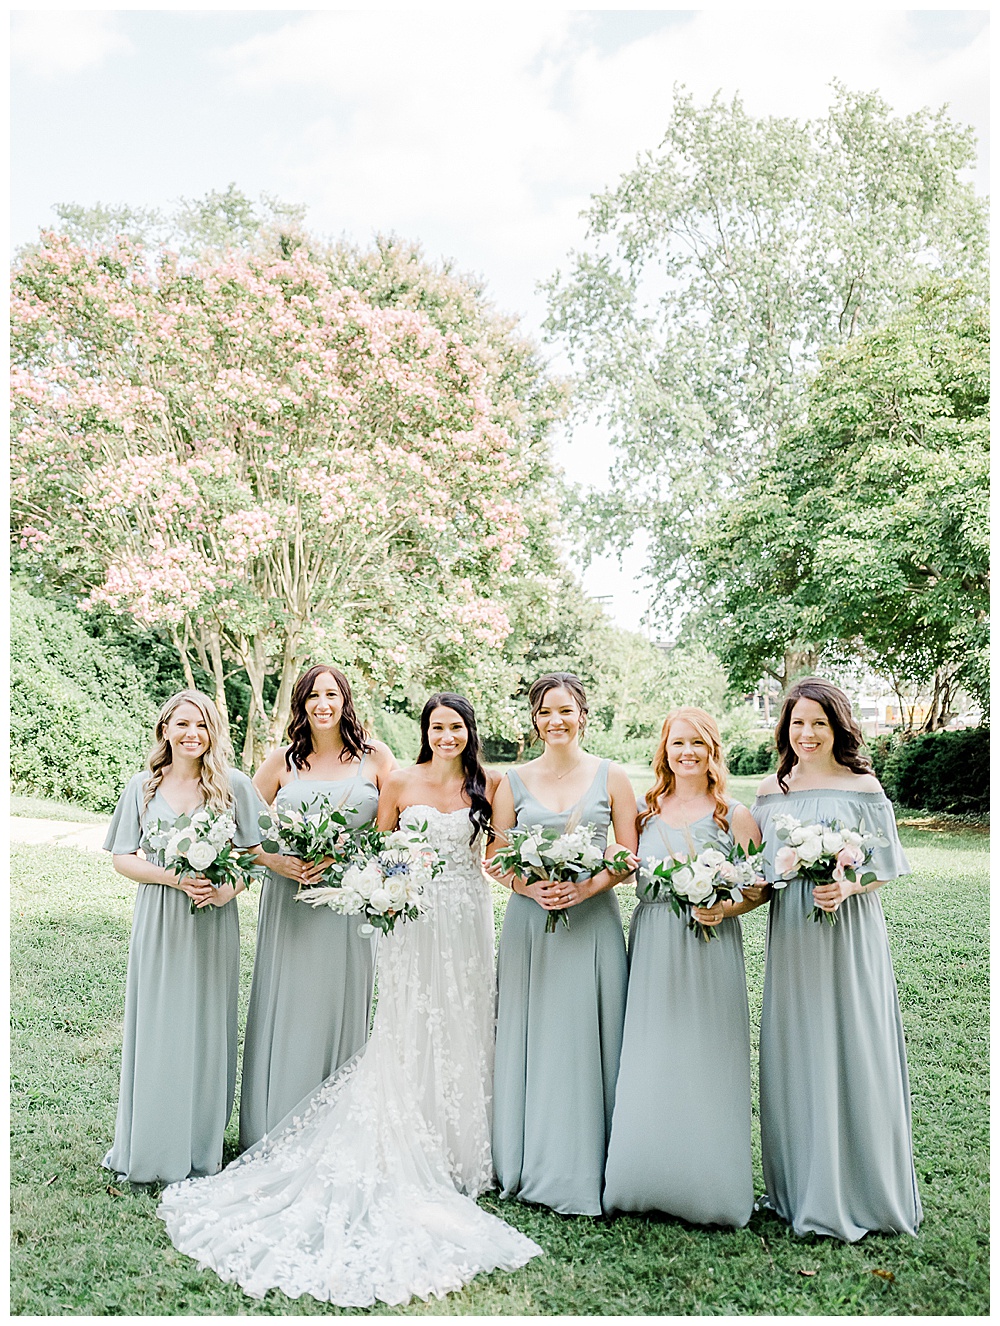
[774,845,798,877]
[836,844,865,873]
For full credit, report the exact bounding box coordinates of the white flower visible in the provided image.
[186,839,219,871]
[368,887,392,914]
[795,834,825,865]
[821,829,844,854]
[385,876,408,908]
[672,864,695,892]
[787,826,808,847]
[700,848,727,870]
[344,860,381,900]
[681,864,716,905]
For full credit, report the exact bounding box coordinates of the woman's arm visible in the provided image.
[376,770,405,832]
[484,776,526,891]
[112,852,210,903]
[251,750,312,884]
[368,740,399,790]
[721,803,771,918]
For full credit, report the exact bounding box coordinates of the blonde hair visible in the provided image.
[141,690,234,814]
[640,707,731,834]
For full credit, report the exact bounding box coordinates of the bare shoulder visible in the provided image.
[847,771,883,794]
[607,762,636,795]
[257,746,289,776]
[755,773,781,797]
[485,768,503,799]
[731,801,757,829]
[380,765,412,796]
[367,739,398,769]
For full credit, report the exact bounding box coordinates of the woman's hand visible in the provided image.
[485,857,512,884]
[191,879,237,909]
[737,881,768,906]
[259,852,312,884]
[691,899,726,927]
[812,878,857,914]
[533,877,592,911]
[299,856,334,887]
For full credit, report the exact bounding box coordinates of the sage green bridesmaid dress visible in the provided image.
[603,801,753,1225]
[754,786,921,1241]
[103,769,265,1184]
[238,757,379,1149]
[493,759,628,1216]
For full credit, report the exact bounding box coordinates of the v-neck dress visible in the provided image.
[492,759,628,1216]
[754,786,921,1241]
[102,769,265,1184]
[238,759,380,1150]
[603,803,753,1225]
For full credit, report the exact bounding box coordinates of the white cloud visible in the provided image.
[12,11,132,78]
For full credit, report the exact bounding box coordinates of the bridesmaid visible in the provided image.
[239,664,397,1149]
[104,690,265,1184]
[603,707,768,1225]
[754,676,921,1241]
[488,672,637,1216]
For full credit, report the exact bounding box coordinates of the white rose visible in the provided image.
[367,887,392,914]
[700,848,727,870]
[186,839,219,871]
[787,826,808,847]
[385,877,408,908]
[546,836,573,865]
[795,834,825,865]
[821,829,844,854]
[682,866,716,905]
[580,844,605,870]
[672,864,695,892]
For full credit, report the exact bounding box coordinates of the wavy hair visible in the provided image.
[528,672,588,741]
[285,665,374,772]
[141,690,234,814]
[417,692,493,844]
[640,707,731,834]
[774,677,871,793]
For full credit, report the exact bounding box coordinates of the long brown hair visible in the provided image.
[774,677,871,793]
[285,664,374,771]
[141,690,234,813]
[640,707,731,834]
[417,692,492,844]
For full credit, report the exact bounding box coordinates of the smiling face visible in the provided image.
[163,700,210,761]
[427,705,468,759]
[788,697,836,764]
[664,716,710,782]
[304,671,345,733]
[533,685,583,747]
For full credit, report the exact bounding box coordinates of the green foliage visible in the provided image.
[10,588,154,813]
[697,285,989,701]
[544,84,987,605]
[370,709,421,764]
[726,738,777,776]
[10,823,988,1315]
[882,728,989,815]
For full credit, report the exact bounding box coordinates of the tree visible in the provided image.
[694,284,989,725]
[11,222,565,765]
[543,84,987,612]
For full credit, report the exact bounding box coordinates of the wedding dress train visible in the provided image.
[158,806,543,1306]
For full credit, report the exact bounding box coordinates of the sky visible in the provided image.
[10,5,990,631]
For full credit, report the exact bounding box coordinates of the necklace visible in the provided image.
[550,755,585,781]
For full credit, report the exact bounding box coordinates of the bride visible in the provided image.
[158,693,543,1307]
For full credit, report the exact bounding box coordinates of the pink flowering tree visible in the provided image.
[12,230,562,765]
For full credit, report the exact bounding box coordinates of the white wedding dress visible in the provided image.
[158,806,543,1306]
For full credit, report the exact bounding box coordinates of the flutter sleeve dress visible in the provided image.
[103,769,264,1184]
[603,801,754,1225]
[238,757,379,1149]
[754,785,922,1242]
[492,758,628,1216]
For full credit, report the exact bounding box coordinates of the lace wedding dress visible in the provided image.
[158,807,543,1306]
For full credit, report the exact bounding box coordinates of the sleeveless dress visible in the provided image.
[238,757,379,1149]
[603,802,753,1225]
[492,759,628,1216]
[754,786,921,1241]
[102,770,265,1184]
[158,806,543,1306]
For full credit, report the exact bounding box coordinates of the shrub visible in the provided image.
[11,588,155,813]
[726,737,777,776]
[864,733,898,784]
[370,709,421,764]
[881,727,989,815]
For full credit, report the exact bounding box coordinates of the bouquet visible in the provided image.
[490,822,631,933]
[294,823,443,936]
[643,840,765,941]
[771,814,887,925]
[258,794,363,884]
[148,807,263,915]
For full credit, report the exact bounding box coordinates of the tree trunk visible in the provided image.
[170,626,196,691]
[781,647,820,690]
[269,629,304,749]
[239,635,270,772]
[205,628,230,735]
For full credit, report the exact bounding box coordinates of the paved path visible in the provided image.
[10,816,109,853]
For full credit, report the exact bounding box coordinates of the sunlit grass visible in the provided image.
[10,811,988,1315]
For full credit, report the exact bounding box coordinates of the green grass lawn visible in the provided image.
[10,810,988,1315]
